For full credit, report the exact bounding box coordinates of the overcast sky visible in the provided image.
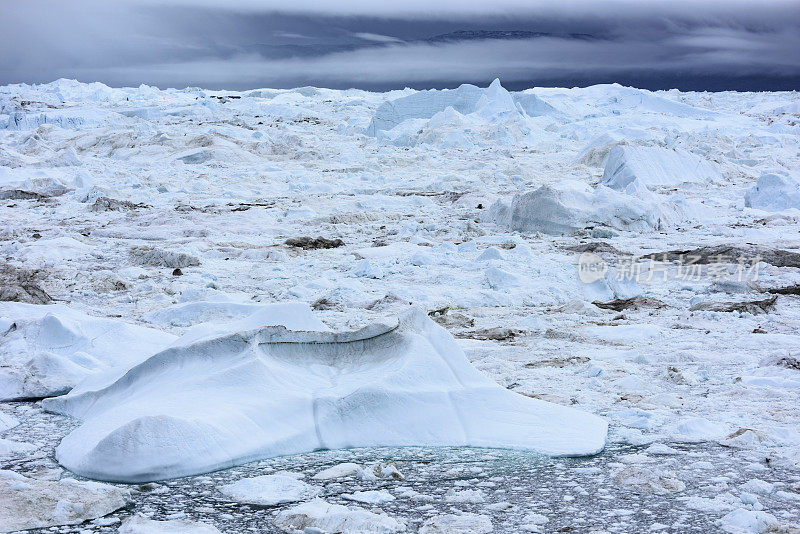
[2,0,799,91]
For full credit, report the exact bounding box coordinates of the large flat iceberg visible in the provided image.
[44,304,606,482]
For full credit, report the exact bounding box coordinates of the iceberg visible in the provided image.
[118,515,222,534]
[44,304,606,482]
[364,79,560,148]
[365,83,485,136]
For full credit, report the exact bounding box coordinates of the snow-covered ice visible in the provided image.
[744,172,800,212]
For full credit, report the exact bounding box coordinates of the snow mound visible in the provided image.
[219,474,321,506]
[601,146,721,190]
[0,470,129,533]
[489,179,680,235]
[273,498,405,534]
[0,302,176,401]
[118,515,222,534]
[45,305,606,482]
[744,173,800,212]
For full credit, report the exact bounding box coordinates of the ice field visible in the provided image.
[1,78,799,533]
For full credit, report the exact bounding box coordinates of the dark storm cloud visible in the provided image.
[1,0,799,91]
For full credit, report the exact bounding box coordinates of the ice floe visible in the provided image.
[219,473,321,506]
[0,470,129,533]
[273,499,405,533]
[419,513,493,534]
[118,514,222,534]
[718,509,778,534]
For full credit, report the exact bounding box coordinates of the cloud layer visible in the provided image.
[2,0,799,91]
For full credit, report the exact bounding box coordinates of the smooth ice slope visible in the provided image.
[601,146,721,190]
[0,302,176,400]
[45,305,607,482]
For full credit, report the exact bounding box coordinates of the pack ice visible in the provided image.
[0,302,176,400]
[44,303,606,482]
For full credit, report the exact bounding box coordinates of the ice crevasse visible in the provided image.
[43,303,607,482]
